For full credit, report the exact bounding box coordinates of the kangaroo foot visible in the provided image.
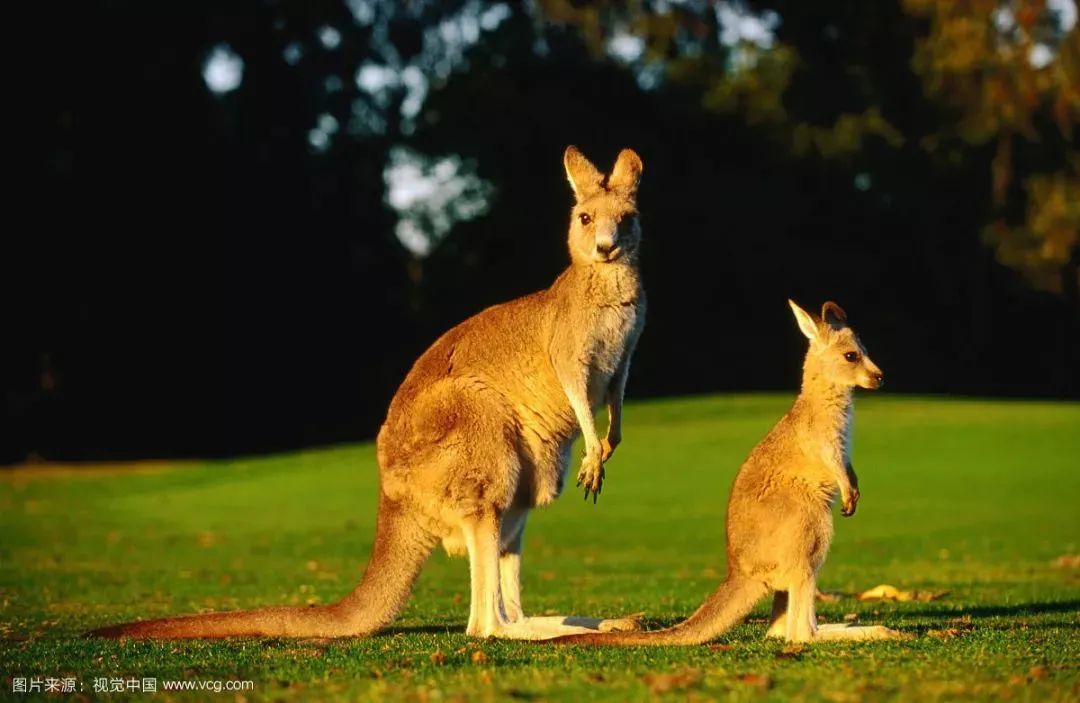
[813,623,905,641]
[475,614,643,640]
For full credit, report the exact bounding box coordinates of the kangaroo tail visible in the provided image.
[87,494,433,639]
[551,576,768,646]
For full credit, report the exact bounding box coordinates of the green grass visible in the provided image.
[2,394,1079,701]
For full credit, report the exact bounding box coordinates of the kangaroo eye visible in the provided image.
[844,351,859,363]
[578,213,591,226]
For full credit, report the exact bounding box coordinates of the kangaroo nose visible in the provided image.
[595,241,614,255]
[874,373,885,387]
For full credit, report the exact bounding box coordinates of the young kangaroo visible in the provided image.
[90,146,646,641]
[550,300,901,646]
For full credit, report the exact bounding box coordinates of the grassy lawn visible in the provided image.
[2,394,1078,701]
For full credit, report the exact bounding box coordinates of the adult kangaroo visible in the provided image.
[90,146,646,640]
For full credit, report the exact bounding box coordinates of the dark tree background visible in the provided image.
[9,0,1078,464]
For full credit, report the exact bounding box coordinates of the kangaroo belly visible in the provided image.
[727,470,836,586]
[513,426,575,509]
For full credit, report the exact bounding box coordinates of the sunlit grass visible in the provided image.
[2,394,1078,701]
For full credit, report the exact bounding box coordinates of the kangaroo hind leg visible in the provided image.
[499,508,527,623]
[462,511,507,638]
[461,510,640,640]
[785,574,818,643]
[765,591,788,639]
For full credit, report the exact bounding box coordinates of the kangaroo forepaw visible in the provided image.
[600,435,619,463]
[841,487,860,517]
[576,453,605,503]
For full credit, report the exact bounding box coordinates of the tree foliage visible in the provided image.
[534,0,1080,292]
[18,0,1079,463]
[906,0,1079,292]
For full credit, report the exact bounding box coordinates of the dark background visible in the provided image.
[10,0,1078,464]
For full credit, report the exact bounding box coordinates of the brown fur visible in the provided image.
[550,300,902,646]
[89,146,647,640]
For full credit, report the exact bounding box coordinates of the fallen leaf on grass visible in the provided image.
[1010,665,1051,685]
[857,584,949,602]
[857,584,903,600]
[815,590,844,603]
[1051,554,1080,568]
[429,651,446,665]
[843,613,859,622]
[928,615,976,639]
[736,673,773,689]
[708,643,734,652]
[642,668,703,694]
[470,650,489,664]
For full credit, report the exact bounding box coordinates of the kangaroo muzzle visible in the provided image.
[594,230,619,261]
[861,361,884,390]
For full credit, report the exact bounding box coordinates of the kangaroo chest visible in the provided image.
[583,302,642,408]
[523,303,639,508]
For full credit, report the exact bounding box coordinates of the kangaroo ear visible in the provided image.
[564,145,604,201]
[821,301,848,330]
[607,148,643,196]
[788,299,821,341]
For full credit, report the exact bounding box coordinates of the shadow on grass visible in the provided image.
[383,618,680,636]
[902,599,1080,620]
[382,625,462,636]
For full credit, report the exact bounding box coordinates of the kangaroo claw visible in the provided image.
[576,454,605,504]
